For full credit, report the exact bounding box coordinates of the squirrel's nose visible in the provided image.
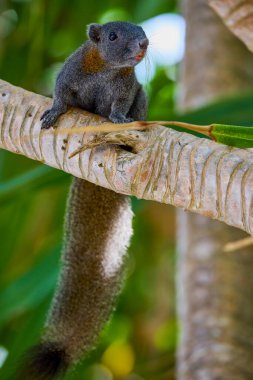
[139,38,149,50]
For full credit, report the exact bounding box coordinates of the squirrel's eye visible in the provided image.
[109,32,118,41]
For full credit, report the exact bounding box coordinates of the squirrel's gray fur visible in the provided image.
[41,21,148,128]
[18,21,148,379]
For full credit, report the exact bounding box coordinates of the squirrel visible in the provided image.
[17,22,148,380]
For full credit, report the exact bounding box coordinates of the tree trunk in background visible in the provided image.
[177,1,253,380]
[209,0,253,53]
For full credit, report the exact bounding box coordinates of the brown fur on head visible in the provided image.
[119,67,134,76]
[82,45,106,73]
[83,45,135,75]
[86,21,149,69]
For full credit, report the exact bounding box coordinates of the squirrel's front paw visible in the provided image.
[109,114,134,124]
[40,109,58,129]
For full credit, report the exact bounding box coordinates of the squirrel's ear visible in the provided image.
[87,24,101,43]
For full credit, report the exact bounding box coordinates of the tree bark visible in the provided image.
[177,1,253,380]
[1,79,253,237]
[209,0,253,53]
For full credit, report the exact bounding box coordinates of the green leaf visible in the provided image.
[0,245,60,326]
[0,165,69,204]
[211,123,253,148]
[157,121,253,149]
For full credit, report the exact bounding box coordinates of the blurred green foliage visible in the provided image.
[1,0,253,379]
[0,1,177,379]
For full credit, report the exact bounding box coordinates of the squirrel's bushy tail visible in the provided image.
[17,342,69,380]
[17,179,133,379]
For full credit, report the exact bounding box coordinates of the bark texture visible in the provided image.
[209,0,253,53]
[177,1,253,380]
[179,0,253,110]
[1,79,253,237]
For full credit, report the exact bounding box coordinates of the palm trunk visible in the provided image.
[209,0,253,53]
[177,1,253,379]
[1,80,253,235]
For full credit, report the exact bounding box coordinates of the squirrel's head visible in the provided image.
[87,21,149,68]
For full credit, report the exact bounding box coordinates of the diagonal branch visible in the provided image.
[1,79,253,235]
[209,0,253,53]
